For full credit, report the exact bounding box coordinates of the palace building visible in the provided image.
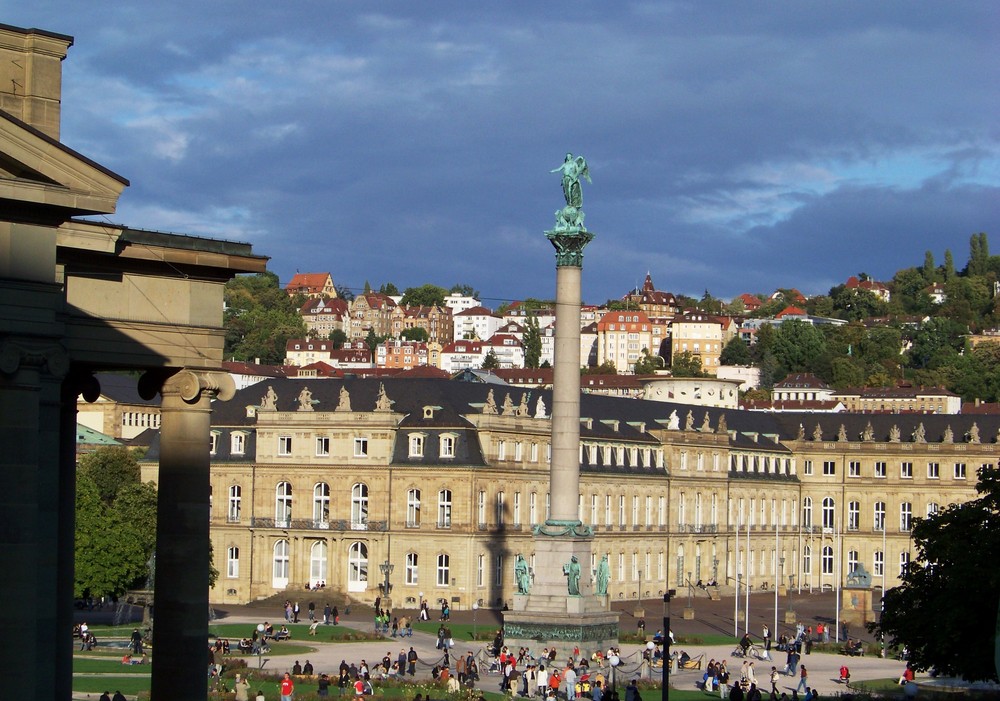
[144,376,995,611]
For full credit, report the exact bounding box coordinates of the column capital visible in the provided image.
[140,368,236,403]
[0,338,70,379]
[545,229,595,268]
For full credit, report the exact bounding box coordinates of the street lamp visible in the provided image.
[472,602,479,640]
[379,561,394,601]
[609,654,621,695]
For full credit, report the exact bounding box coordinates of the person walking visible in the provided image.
[308,601,315,622]
[795,665,808,694]
[407,646,418,676]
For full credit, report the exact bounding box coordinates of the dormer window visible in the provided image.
[409,433,426,458]
[440,434,456,459]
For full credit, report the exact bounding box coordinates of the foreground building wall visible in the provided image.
[186,377,990,610]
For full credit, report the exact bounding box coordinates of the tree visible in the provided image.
[582,361,617,375]
[922,250,936,282]
[328,329,348,348]
[379,282,400,296]
[450,283,480,299]
[872,466,1000,682]
[400,327,429,342]
[335,284,355,302]
[522,316,542,369]
[719,338,752,366]
[671,351,705,377]
[633,348,664,375]
[943,249,956,281]
[75,475,149,598]
[400,284,448,308]
[771,319,828,375]
[224,272,307,363]
[78,446,141,506]
[481,349,500,370]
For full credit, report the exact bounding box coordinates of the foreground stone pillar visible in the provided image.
[149,370,234,701]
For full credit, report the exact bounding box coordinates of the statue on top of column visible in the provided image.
[551,153,592,232]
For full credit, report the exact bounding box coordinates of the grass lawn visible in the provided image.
[74,657,152,674]
[71,676,150,695]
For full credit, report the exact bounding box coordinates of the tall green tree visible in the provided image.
[481,349,500,370]
[400,327,429,342]
[922,250,936,282]
[634,347,664,375]
[450,283,480,299]
[522,315,542,369]
[872,466,1000,682]
[771,320,828,375]
[719,337,752,366]
[328,329,348,348]
[78,446,141,506]
[75,475,149,598]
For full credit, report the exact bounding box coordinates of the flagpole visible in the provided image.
[734,516,740,638]
[745,517,750,634]
[773,516,779,641]
[835,519,841,644]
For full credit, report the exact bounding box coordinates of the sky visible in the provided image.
[9,2,1000,306]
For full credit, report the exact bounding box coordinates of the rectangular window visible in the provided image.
[477,491,486,525]
[927,462,939,479]
[954,463,967,479]
[823,460,836,476]
[591,495,598,526]
[901,462,913,478]
[354,438,369,457]
[848,461,861,477]
[437,555,450,586]
[210,432,219,455]
[231,433,246,456]
[873,550,884,577]
[529,492,537,525]
[874,502,886,532]
[409,434,425,458]
[278,435,292,456]
[440,435,455,458]
[315,436,330,456]
[495,555,504,586]
[497,440,506,460]
[515,442,523,461]
[618,496,626,527]
[803,460,813,476]
[875,461,886,478]
[530,443,539,462]
[606,495,613,527]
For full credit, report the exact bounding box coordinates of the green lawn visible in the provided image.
[74,657,152,674]
[71,676,150,696]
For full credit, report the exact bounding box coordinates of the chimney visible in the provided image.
[0,25,74,139]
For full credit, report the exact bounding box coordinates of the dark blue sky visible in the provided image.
[11,2,999,305]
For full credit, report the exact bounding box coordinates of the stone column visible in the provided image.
[0,338,69,700]
[148,370,234,701]
[550,263,584,523]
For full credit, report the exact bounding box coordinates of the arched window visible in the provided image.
[407,489,421,527]
[926,502,939,517]
[437,489,452,528]
[436,553,450,586]
[351,483,369,529]
[676,545,685,586]
[275,482,292,527]
[227,546,240,578]
[874,501,886,531]
[822,546,834,575]
[348,541,368,592]
[405,553,418,585]
[310,541,328,587]
[899,502,912,532]
[822,497,835,530]
[848,501,860,531]
[228,485,242,522]
[272,539,289,588]
[313,483,330,526]
[802,497,812,528]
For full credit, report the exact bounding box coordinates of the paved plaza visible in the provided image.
[76,589,921,698]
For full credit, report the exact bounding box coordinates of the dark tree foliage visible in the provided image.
[224,272,306,363]
[450,283,480,298]
[481,349,500,370]
[78,446,141,506]
[400,327,429,342]
[719,337,752,366]
[671,350,706,377]
[872,467,1000,682]
[522,315,542,369]
[400,284,448,307]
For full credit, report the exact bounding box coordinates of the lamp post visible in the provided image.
[472,602,479,640]
[686,572,693,609]
[379,561,394,607]
[610,654,621,696]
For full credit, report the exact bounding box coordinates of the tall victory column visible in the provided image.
[502,155,620,655]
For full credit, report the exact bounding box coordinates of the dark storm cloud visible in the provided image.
[8,2,998,303]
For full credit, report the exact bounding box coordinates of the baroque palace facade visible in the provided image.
[173,377,995,610]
